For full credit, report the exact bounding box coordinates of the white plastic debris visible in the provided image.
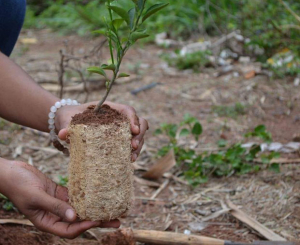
[184,229,191,235]
[242,142,300,153]
[294,77,300,87]
[155,32,180,48]
[180,41,211,56]
[188,222,208,232]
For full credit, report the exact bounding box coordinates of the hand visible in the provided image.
[55,101,149,161]
[0,160,120,239]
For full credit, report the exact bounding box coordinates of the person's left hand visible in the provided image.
[55,101,148,161]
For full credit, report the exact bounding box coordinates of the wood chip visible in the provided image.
[134,176,160,187]
[244,70,256,79]
[226,199,286,241]
[143,149,176,180]
[0,219,33,226]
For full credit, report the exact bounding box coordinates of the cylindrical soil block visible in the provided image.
[67,105,133,221]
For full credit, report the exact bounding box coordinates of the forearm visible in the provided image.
[0,52,58,132]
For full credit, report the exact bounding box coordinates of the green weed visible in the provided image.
[212,103,246,119]
[163,50,211,71]
[0,194,15,212]
[58,175,68,186]
[155,116,280,186]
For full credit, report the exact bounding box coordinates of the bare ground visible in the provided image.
[0,29,299,244]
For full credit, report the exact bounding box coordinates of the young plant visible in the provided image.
[87,0,169,112]
[67,0,168,222]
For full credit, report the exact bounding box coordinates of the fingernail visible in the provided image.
[65,209,75,221]
[134,125,139,131]
[135,140,139,148]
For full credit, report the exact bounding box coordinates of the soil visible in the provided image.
[0,29,299,244]
[71,104,126,125]
[0,225,55,245]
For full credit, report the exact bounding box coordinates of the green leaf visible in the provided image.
[112,19,124,30]
[87,67,107,78]
[118,73,130,78]
[269,163,280,173]
[128,8,136,29]
[254,125,266,133]
[101,64,116,71]
[192,122,203,140]
[154,128,163,135]
[217,139,227,148]
[179,128,190,137]
[142,3,169,22]
[92,28,107,36]
[131,30,150,41]
[137,0,144,10]
[3,201,14,211]
[108,5,130,25]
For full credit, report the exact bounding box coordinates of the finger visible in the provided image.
[58,128,68,141]
[132,139,144,162]
[131,117,148,150]
[38,220,101,239]
[55,185,69,203]
[36,191,76,222]
[121,106,139,135]
[37,219,121,239]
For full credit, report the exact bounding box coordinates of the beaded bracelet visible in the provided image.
[48,99,80,155]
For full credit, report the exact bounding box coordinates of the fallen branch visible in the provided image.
[130,229,224,245]
[226,199,286,241]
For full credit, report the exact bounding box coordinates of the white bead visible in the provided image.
[72,100,78,105]
[50,135,58,141]
[61,99,67,106]
[49,125,55,130]
[55,101,61,108]
[50,129,55,135]
[66,99,72,105]
[50,106,57,113]
[48,118,54,125]
[49,112,55,119]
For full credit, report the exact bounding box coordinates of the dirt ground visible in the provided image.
[0,29,299,244]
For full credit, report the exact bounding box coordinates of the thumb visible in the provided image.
[37,192,76,222]
[58,128,68,141]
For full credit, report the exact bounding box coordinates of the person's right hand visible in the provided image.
[0,159,120,239]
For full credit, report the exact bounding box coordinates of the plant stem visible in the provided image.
[94,44,130,113]
[107,0,115,64]
[93,0,147,113]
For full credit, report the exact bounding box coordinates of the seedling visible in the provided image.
[68,0,168,221]
[87,0,169,112]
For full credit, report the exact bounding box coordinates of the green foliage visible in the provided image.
[0,194,15,212]
[155,116,280,186]
[245,125,272,143]
[212,103,246,119]
[86,0,168,109]
[163,50,211,71]
[58,175,69,186]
